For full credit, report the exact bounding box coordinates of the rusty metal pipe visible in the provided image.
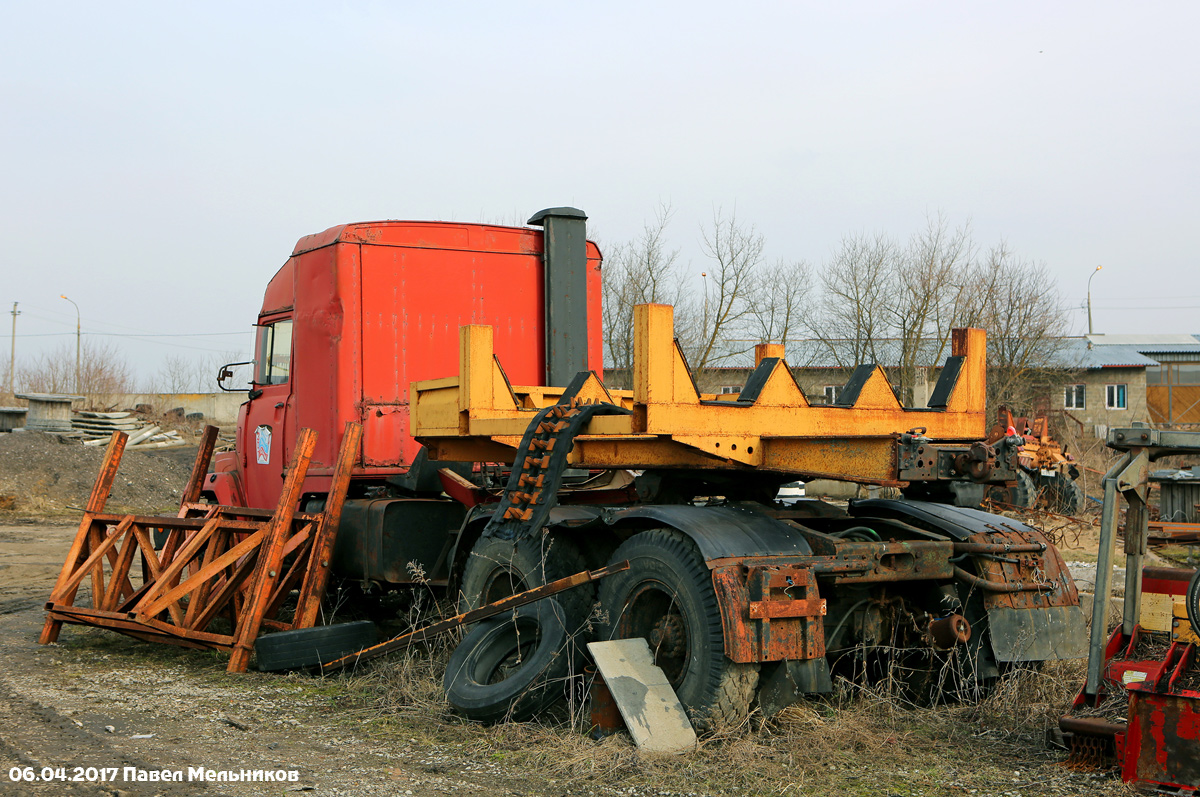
[952,541,1046,555]
[952,565,1054,593]
[1059,715,1125,738]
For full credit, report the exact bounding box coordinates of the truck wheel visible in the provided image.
[597,529,759,731]
[443,599,571,723]
[1048,474,1085,515]
[254,620,377,672]
[459,534,595,634]
[986,469,1036,509]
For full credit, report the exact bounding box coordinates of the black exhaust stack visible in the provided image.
[528,207,590,387]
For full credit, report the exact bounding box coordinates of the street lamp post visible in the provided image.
[60,295,80,393]
[1087,266,1102,336]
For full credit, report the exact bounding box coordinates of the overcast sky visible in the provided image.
[2,2,1197,387]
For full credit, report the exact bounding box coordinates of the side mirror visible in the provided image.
[217,361,254,393]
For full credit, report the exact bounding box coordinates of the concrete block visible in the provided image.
[587,639,696,754]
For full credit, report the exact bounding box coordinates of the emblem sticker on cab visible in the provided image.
[255,425,272,464]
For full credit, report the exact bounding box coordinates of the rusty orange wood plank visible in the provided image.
[293,422,362,629]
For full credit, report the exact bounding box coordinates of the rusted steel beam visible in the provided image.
[128,524,184,625]
[46,517,134,607]
[294,422,363,629]
[1060,715,1126,738]
[100,521,139,612]
[145,526,262,625]
[321,560,630,672]
[263,532,313,620]
[952,541,1046,555]
[180,426,218,506]
[87,513,269,531]
[134,516,223,618]
[86,432,128,513]
[39,433,130,645]
[189,556,258,632]
[227,428,318,673]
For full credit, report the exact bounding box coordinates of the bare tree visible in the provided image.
[144,353,231,394]
[744,258,813,346]
[601,204,691,387]
[888,214,975,403]
[812,230,897,368]
[967,244,1071,412]
[684,208,764,378]
[18,340,134,409]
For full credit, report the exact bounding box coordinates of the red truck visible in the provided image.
[213,207,1084,728]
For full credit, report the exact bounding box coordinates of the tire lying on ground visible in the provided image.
[254,620,378,672]
[597,528,759,731]
[444,598,574,723]
[458,533,594,633]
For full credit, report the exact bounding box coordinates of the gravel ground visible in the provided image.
[0,432,197,517]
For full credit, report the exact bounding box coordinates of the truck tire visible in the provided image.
[986,469,1036,509]
[443,599,572,723]
[597,529,759,731]
[459,534,595,634]
[254,620,377,672]
[1048,474,1085,515]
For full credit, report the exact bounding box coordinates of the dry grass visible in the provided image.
[306,634,1137,797]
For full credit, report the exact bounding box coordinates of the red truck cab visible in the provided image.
[208,209,602,584]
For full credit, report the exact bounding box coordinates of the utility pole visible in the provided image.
[8,302,18,396]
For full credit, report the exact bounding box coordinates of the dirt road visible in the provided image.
[0,523,544,797]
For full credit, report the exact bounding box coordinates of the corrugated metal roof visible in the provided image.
[1053,339,1157,369]
[699,338,952,370]
[1085,333,1200,353]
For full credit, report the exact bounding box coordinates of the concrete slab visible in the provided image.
[587,638,696,754]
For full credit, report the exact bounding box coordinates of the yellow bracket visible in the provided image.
[411,303,989,482]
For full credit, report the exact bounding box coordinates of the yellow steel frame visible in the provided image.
[410,304,988,484]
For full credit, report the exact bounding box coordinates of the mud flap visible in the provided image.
[757,659,833,717]
[986,605,1088,662]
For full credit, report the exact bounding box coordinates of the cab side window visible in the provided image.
[255,320,293,386]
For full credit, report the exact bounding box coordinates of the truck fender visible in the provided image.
[604,504,812,560]
[602,505,820,666]
[201,470,246,507]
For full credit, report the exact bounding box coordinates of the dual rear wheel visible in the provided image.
[451,528,757,730]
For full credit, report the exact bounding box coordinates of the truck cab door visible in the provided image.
[240,317,294,509]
